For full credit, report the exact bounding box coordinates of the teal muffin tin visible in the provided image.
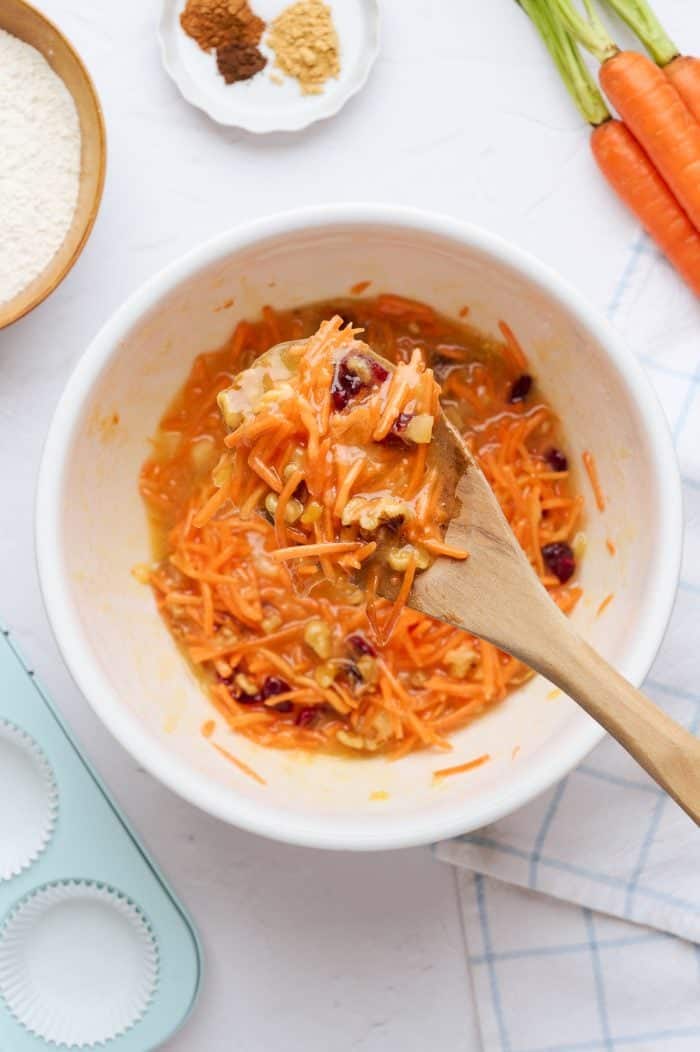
[0,624,202,1050]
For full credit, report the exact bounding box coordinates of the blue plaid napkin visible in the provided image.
[437,235,700,1052]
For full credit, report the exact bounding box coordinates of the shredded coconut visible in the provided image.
[0,29,81,306]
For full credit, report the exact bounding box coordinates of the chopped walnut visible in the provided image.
[341,496,414,532]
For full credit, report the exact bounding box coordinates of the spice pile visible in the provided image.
[268,1,340,95]
[180,0,267,84]
[0,29,81,306]
[180,0,341,94]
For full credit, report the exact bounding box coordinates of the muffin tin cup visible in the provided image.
[0,721,58,883]
[0,881,159,1048]
[0,626,201,1051]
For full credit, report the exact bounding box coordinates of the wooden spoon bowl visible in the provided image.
[226,337,700,824]
[0,0,106,331]
[405,416,700,824]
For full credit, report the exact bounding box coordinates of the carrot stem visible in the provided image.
[519,0,610,125]
[550,0,618,63]
[600,0,677,67]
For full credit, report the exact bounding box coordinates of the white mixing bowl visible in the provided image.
[36,205,682,850]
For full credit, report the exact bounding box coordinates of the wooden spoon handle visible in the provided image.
[403,421,699,819]
[540,630,700,824]
[420,579,700,824]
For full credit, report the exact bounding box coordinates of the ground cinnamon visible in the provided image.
[180,0,267,84]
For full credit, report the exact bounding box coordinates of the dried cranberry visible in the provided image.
[272,701,293,714]
[220,675,258,703]
[348,633,377,657]
[331,360,364,410]
[368,359,389,383]
[261,676,290,698]
[295,707,316,727]
[393,411,413,433]
[541,542,576,583]
[509,374,532,403]
[237,691,262,705]
[331,354,388,410]
[546,447,568,472]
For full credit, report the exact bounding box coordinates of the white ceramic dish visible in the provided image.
[36,205,682,851]
[158,0,380,132]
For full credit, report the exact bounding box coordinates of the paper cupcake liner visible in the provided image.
[0,880,159,1048]
[0,720,58,882]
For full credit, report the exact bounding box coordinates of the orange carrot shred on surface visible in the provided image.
[211,742,267,785]
[606,537,617,556]
[582,450,606,511]
[201,719,216,738]
[433,754,491,780]
[141,293,584,759]
[350,280,372,295]
[597,593,615,617]
[458,305,470,318]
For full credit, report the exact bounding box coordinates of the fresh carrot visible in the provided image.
[664,57,700,124]
[519,0,700,297]
[591,120,700,296]
[599,51,700,230]
[600,0,700,121]
[553,0,700,231]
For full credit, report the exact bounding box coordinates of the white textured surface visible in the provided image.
[0,28,80,304]
[1,1,698,1049]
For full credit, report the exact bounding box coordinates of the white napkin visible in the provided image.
[437,234,700,1051]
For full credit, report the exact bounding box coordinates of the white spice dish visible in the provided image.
[159,0,380,132]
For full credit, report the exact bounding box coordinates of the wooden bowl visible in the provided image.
[0,0,106,330]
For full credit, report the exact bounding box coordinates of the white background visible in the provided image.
[2,1,698,1049]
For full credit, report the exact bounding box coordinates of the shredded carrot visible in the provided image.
[597,593,614,617]
[422,538,469,560]
[211,742,267,785]
[583,450,606,511]
[606,537,616,556]
[140,294,585,759]
[433,754,490,780]
[350,280,372,295]
[201,719,216,738]
[498,321,528,371]
[271,541,363,561]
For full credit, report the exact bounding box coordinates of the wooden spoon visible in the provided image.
[403,412,700,824]
[221,338,700,823]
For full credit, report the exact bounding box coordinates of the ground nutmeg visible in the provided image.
[180,0,267,84]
